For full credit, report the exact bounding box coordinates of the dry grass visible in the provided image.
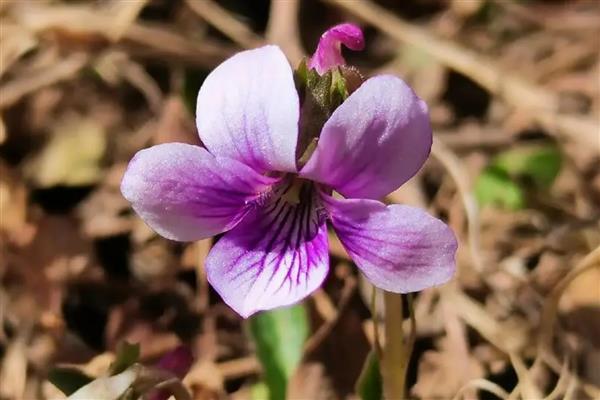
[1,0,599,399]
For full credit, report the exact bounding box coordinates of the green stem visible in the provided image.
[370,287,382,357]
[382,291,407,399]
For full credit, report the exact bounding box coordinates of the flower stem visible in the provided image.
[382,291,407,399]
[370,287,383,357]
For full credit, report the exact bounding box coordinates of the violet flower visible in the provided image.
[121,25,457,318]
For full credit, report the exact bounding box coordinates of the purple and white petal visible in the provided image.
[121,143,278,242]
[196,45,299,173]
[323,194,457,293]
[205,184,329,318]
[300,75,432,200]
[308,23,365,75]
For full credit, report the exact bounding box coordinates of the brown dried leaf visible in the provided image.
[24,115,106,187]
[0,335,28,399]
[412,336,484,399]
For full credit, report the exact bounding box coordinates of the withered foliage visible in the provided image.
[1,1,599,399]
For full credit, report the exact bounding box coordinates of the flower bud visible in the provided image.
[308,23,365,75]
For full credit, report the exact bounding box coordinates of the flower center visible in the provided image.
[254,175,327,225]
[280,176,311,205]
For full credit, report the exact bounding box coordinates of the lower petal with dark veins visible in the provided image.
[205,184,329,317]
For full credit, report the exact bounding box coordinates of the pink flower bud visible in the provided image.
[308,23,365,75]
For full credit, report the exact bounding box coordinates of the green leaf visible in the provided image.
[492,145,562,188]
[476,144,562,210]
[356,351,383,400]
[475,166,525,210]
[109,342,140,376]
[250,381,270,400]
[48,367,93,396]
[249,304,309,400]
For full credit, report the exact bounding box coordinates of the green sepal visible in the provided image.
[294,59,358,166]
[331,67,349,104]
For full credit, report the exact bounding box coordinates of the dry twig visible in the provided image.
[12,3,234,69]
[0,53,88,109]
[303,272,357,356]
[451,379,510,400]
[216,356,261,380]
[266,0,305,65]
[431,137,484,273]
[185,0,263,49]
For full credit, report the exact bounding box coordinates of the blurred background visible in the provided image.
[0,0,599,399]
